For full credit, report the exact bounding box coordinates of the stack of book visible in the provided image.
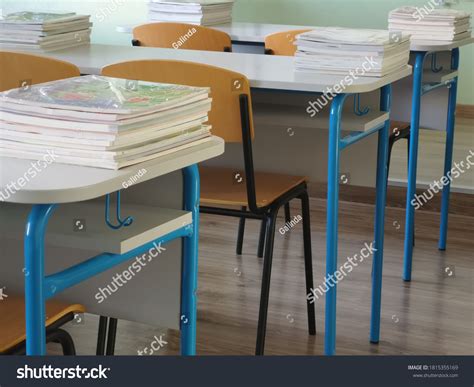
[0,75,213,170]
[294,27,411,77]
[0,11,92,52]
[148,0,234,25]
[389,6,471,43]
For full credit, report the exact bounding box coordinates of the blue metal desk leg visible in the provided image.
[181,164,200,355]
[370,85,391,343]
[324,93,347,356]
[24,204,57,355]
[439,48,459,251]
[403,51,426,282]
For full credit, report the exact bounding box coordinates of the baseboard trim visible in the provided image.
[308,182,474,217]
[456,104,474,119]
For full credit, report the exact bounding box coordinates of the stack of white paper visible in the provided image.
[0,75,214,170]
[148,0,234,26]
[0,11,92,52]
[389,6,472,42]
[294,27,411,77]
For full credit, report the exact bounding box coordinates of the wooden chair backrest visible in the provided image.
[264,29,312,56]
[0,51,80,92]
[102,59,254,143]
[133,23,232,52]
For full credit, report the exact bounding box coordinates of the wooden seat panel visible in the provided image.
[0,294,85,353]
[200,167,307,207]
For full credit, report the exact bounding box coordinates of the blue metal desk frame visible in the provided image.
[324,85,392,355]
[24,164,200,356]
[403,48,459,281]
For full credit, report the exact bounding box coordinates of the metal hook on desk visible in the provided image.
[353,94,370,116]
[105,191,134,230]
[431,53,443,73]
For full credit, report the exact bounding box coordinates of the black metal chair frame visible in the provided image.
[199,94,316,355]
[2,312,77,356]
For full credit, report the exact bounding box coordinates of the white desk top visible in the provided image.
[117,22,474,51]
[409,36,474,52]
[0,136,224,204]
[45,44,412,94]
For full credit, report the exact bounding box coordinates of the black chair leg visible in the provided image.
[106,318,118,355]
[284,202,291,223]
[236,206,247,255]
[48,329,76,355]
[300,191,316,336]
[255,210,278,356]
[257,219,266,258]
[96,316,108,355]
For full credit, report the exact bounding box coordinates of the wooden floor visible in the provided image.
[56,197,474,356]
[390,117,474,192]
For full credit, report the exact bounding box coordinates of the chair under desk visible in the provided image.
[0,137,224,355]
[44,44,411,355]
[118,21,474,282]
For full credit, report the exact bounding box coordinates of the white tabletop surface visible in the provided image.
[45,44,412,94]
[117,22,474,51]
[0,136,224,204]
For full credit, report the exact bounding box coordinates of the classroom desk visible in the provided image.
[0,137,224,355]
[402,37,474,281]
[44,44,411,355]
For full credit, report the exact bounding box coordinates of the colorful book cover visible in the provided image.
[0,11,79,24]
[0,75,210,115]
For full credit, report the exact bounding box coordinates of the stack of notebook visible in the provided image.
[0,75,213,170]
[294,27,411,77]
[0,11,92,52]
[389,6,471,43]
[148,0,234,25]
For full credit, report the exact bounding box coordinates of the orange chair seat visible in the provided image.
[0,294,85,353]
[200,167,307,208]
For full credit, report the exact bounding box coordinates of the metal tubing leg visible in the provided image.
[24,204,57,355]
[284,202,291,223]
[105,318,118,355]
[257,219,266,258]
[181,164,200,355]
[96,316,108,355]
[370,85,391,343]
[324,93,347,356]
[236,206,246,255]
[255,210,278,355]
[403,51,426,282]
[48,329,77,356]
[300,191,316,336]
[439,48,460,251]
